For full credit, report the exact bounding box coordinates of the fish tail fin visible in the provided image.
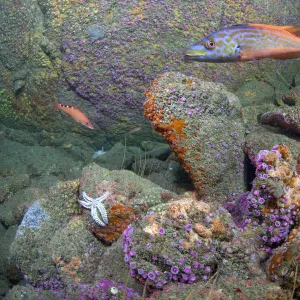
[53,103,60,110]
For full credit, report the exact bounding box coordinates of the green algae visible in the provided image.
[0,90,16,120]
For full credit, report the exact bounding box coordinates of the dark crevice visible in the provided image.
[244,155,256,191]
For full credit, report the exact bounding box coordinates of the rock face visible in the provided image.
[1,0,300,142]
[260,107,300,135]
[244,126,300,167]
[9,165,175,285]
[281,86,300,106]
[234,80,275,107]
[144,72,245,202]
[122,192,233,289]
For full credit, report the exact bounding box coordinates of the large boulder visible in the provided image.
[144,72,246,202]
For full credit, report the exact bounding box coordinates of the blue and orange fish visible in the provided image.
[184,24,300,63]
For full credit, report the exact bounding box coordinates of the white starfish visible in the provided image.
[78,191,110,226]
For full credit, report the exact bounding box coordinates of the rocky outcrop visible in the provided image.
[144,72,245,202]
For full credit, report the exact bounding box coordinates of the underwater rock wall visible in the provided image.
[1,0,300,142]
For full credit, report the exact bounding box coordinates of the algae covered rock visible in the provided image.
[9,180,105,284]
[9,165,175,290]
[265,228,300,293]
[80,163,176,209]
[2,0,300,142]
[122,192,234,289]
[244,126,300,167]
[4,285,60,300]
[149,278,289,300]
[281,86,300,106]
[260,106,300,135]
[144,72,246,202]
[94,142,134,170]
[234,80,275,107]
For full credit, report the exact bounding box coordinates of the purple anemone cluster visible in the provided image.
[31,277,141,299]
[227,145,297,254]
[122,224,214,289]
[121,199,232,289]
[74,279,141,300]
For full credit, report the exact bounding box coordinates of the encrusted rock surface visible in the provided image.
[1,0,300,143]
[244,126,300,167]
[122,192,234,289]
[281,86,300,106]
[6,147,300,298]
[144,72,245,202]
[261,107,300,135]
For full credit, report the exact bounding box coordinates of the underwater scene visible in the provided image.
[1,0,300,299]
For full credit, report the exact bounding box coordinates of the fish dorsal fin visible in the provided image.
[281,26,300,37]
[250,24,300,38]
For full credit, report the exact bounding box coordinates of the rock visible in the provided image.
[122,192,234,289]
[244,126,300,167]
[80,163,177,209]
[0,138,85,182]
[146,172,176,192]
[141,141,168,152]
[264,228,300,290]
[163,160,191,184]
[0,173,30,204]
[13,80,25,94]
[7,169,174,296]
[16,201,50,236]
[0,226,21,282]
[145,145,172,161]
[260,107,300,135]
[242,104,276,125]
[281,86,300,106]
[3,285,60,300]
[146,160,192,193]
[295,71,300,87]
[0,276,11,298]
[87,26,105,40]
[227,145,299,255]
[131,158,169,176]
[234,80,275,107]
[1,0,299,143]
[0,187,43,226]
[94,142,134,170]
[9,181,105,284]
[144,72,246,202]
[127,146,144,157]
[148,278,288,300]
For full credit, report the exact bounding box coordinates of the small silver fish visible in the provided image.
[128,126,142,135]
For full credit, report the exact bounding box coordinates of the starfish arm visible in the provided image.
[78,199,92,209]
[82,191,94,202]
[95,191,110,202]
[91,204,106,226]
[95,202,108,224]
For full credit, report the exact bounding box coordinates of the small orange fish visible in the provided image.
[185,24,300,62]
[53,103,94,129]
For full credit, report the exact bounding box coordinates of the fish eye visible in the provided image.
[205,41,215,49]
